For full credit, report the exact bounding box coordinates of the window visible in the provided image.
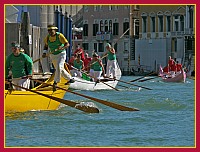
[123,22,129,35]
[100,20,104,32]
[99,5,103,11]
[124,58,128,61]
[189,6,194,28]
[114,6,118,10]
[113,23,119,35]
[135,19,139,38]
[166,16,171,32]
[109,20,112,33]
[83,24,88,36]
[124,5,129,9]
[174,40,177,52]
[82,43,89,50]
[142,16,147,33]
[94,6,98,11]
[94,43,97,52]
[83,5,88,12]
[98,43,104,52]
[158,15,163,32]
[114,43,117,52]
[124,42,129,51]
[93,24,98,36]
[105,20,108,32]
[187,38,193,50]
[174,16,179,31]
[180,15,184,31]
[151,17,155,32]
[109,6,113,11]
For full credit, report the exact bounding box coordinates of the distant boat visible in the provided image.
[69,62,122,90]
[159,66,186,83]
[130,65,154,76]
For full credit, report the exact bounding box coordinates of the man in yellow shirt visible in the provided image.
[42,25,74,90]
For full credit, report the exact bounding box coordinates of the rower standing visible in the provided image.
[104,43,117,79]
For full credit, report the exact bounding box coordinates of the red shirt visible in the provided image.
[163,66,169,73]
[68,56,75,70]
[74,48,85,61]
[171,64,177,71]
[84,57,92,67]
[176,64,182,72]
[168,59,175,67]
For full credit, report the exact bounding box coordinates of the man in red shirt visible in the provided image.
[68,54,77,70]
[163,66,170,73]
[171,63,177,72]
[83,53,92,72]
[74,44,85,61]
[168,56,176,71]
[176,61,182,72]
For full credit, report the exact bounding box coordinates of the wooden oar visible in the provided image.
[129,71,155,82]
[117,84,130,89]
[99,81,119,91]
[87,54,108,68]
[138,77,157,82]
[32,79,139,111]
[110,78,152,90]
[10,82,100,113]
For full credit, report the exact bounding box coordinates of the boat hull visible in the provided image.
[159,66,186,83]
[69,62,122,90]
[70,77,119,90]
[5,76,69,112]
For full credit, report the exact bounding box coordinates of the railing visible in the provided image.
[96,33,113,41]
[184,28,195,35]
[171,31,184,37]
[139,26,195,39]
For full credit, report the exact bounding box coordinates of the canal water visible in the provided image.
[5,76,195,147]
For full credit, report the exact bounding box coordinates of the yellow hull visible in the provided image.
[5,76,69,113]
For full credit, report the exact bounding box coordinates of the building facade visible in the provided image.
[136,5,195,73]
[6,5,195,75]
[81,5,132,72]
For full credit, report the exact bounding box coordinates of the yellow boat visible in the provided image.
[5,74,69,113]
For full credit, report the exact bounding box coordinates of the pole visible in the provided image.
[60,8,64,34]
[54,6,60,32]
[68,15,73,61]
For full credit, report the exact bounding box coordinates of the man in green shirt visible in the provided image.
[5,42,33,91]
[104,43,117,79]
[42,25,74,89]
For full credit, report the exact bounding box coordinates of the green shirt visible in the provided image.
[93,60,102,71]
[47,32,65,55]
[73,60,83,70]
[5,53,33,78]
[108,50,116,60]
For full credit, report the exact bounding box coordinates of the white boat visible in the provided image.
[69,62,122,90]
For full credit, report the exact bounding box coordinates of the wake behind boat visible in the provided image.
[69,62,122,90]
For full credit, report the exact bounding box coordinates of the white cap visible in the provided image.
[105,43,111,48]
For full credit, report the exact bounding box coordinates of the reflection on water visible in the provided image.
[5,111,41,120]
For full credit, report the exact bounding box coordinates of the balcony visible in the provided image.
[184,28,195,35]
[96,32,113,41]
[171,31,184,37]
